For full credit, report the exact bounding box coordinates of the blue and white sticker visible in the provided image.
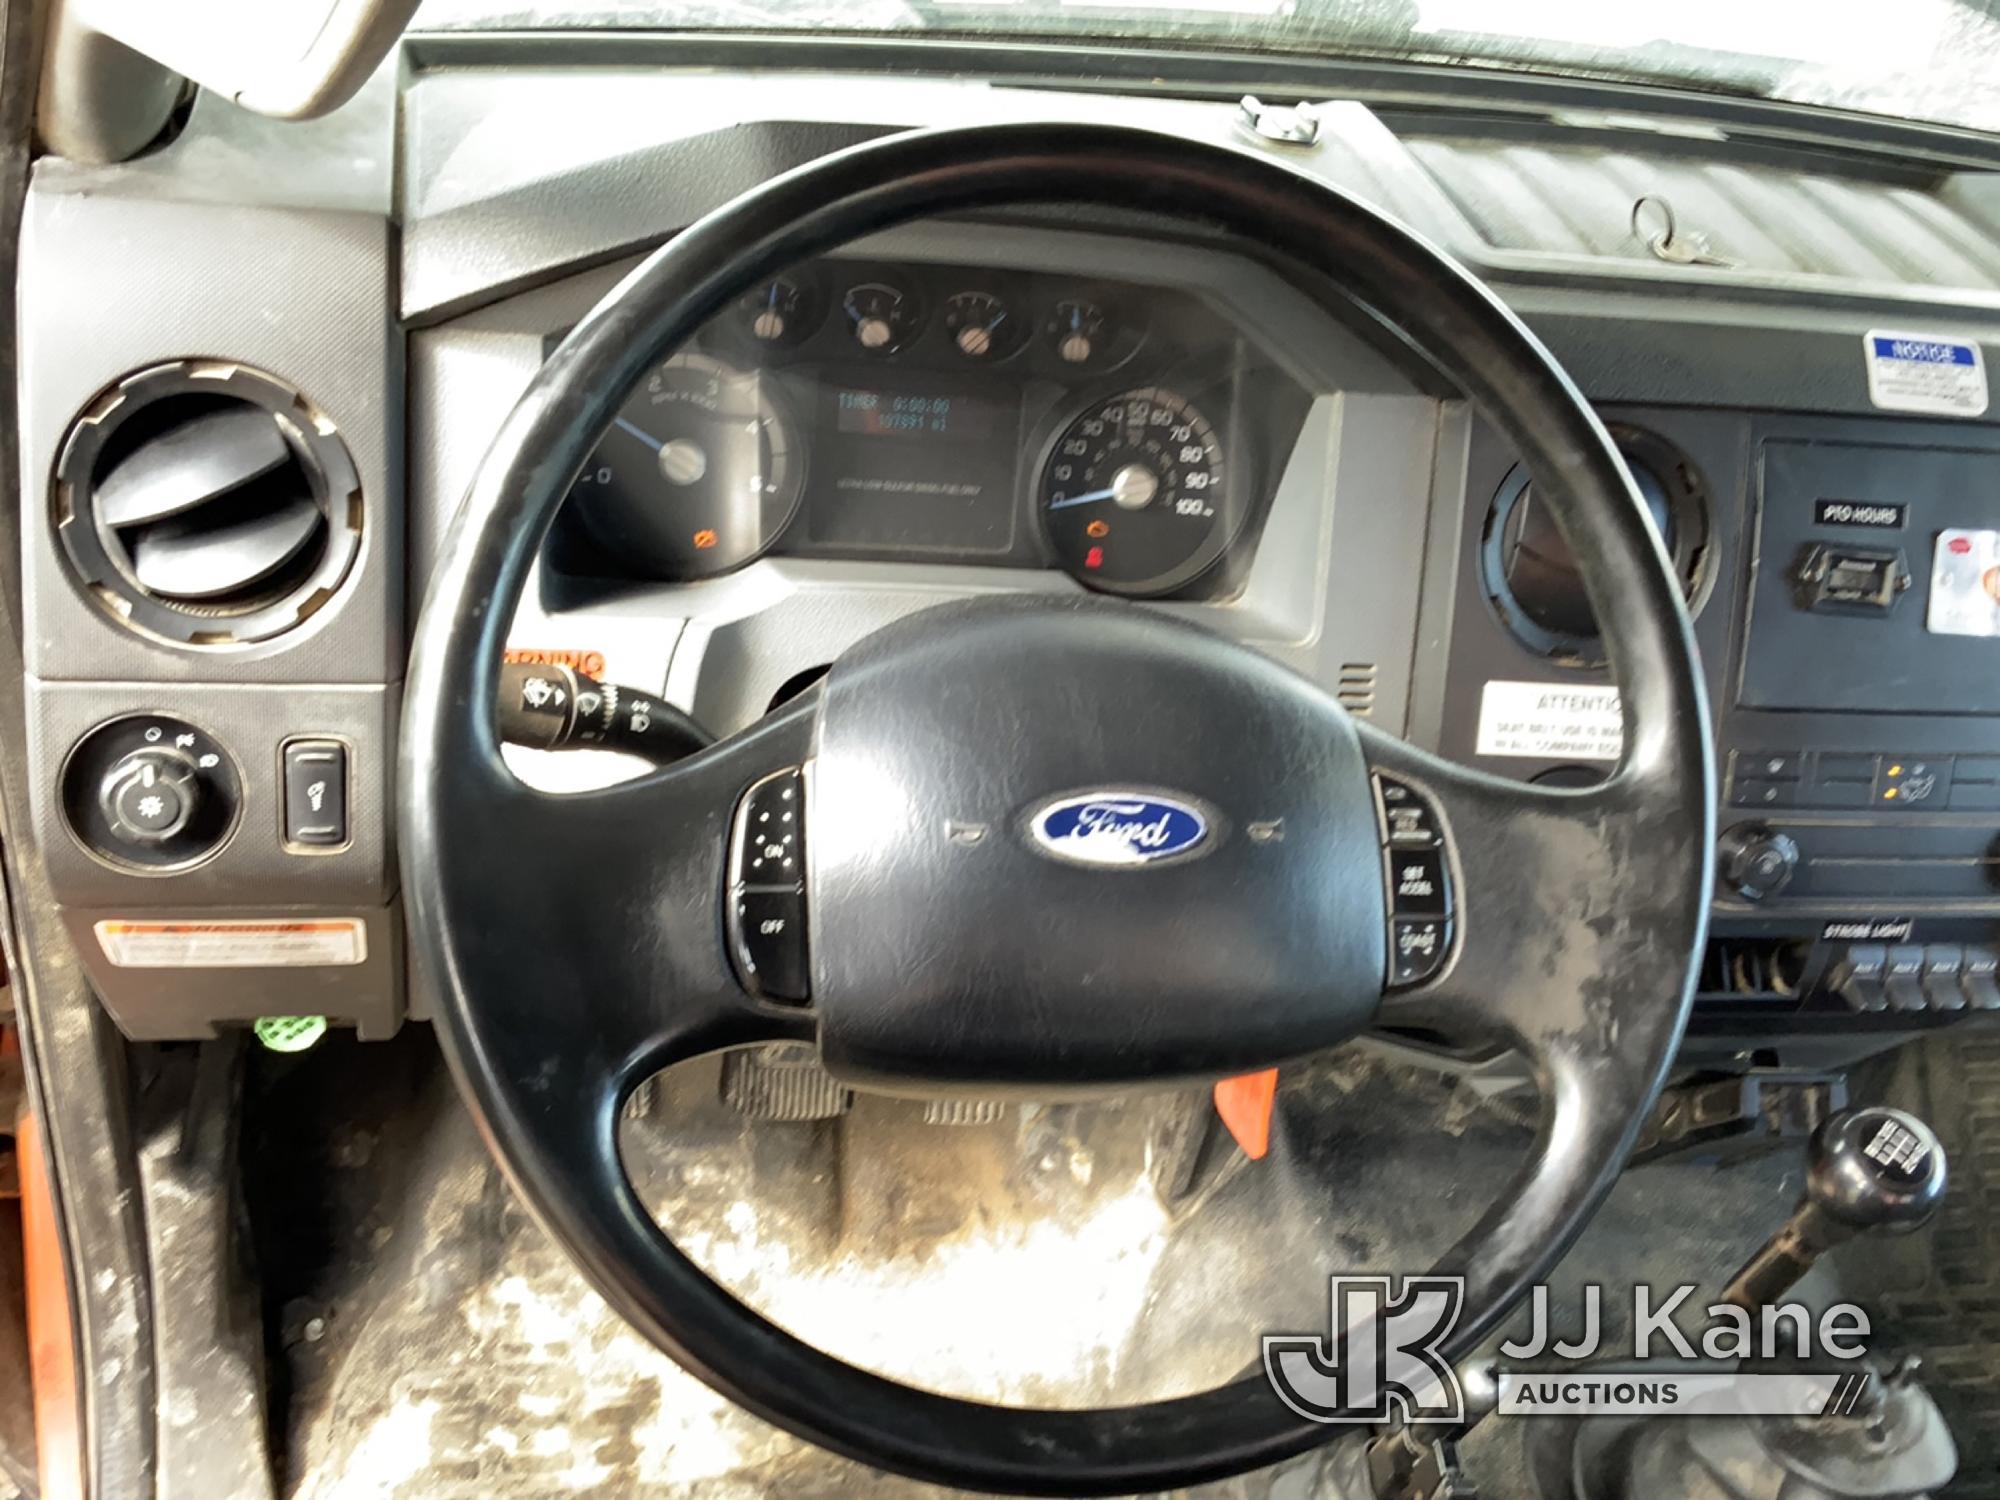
[1862,331,1988,417]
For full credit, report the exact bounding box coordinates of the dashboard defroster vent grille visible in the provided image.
[52,361,362,647]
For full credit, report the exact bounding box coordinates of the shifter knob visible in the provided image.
[1806,1106,1948,1233]
[1722,1107,1946,1311]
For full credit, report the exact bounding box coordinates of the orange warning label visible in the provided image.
[94,918,367,969]
[503,646,607,678]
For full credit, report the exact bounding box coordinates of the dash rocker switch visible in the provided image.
[1921,945,1967,1012]
[1962,947,2000,1011]
[1883,945,1928,1013]
[1829,944,1888,1013]
[727,768,811,1003]
[281,739,349,849]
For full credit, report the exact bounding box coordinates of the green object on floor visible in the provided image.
[254,1015,327,1053]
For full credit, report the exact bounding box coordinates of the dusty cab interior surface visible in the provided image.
[5,1,2000,1497]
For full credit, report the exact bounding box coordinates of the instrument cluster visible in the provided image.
[546,258,1311,599]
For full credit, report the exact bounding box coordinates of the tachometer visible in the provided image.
[565,352,803,580]
[1039,387,1229,596]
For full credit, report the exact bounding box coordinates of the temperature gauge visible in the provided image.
[842,278,924,355]
[943,290,1025,361]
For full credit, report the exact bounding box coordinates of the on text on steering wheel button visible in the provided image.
[1387,847,1449,917]
[734,767,806,887]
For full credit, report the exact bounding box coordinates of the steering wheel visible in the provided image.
[401,122,1713,1495]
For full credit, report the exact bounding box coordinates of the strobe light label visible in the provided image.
[1822,917,1914,942]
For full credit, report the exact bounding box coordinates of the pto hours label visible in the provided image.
[1814,499,1906,530]
[1476,680,1623,761]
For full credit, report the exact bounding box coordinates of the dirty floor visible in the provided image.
[242,1029,1975,1498]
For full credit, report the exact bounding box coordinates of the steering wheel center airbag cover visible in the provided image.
[809,597,1386,1092]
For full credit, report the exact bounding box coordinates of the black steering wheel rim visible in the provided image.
[401,122,1714,1494]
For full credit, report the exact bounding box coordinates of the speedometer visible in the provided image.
[1038,388,1229,596]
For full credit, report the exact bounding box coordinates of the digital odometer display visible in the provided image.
[806,376,1020,553]
[834,388,1000,441]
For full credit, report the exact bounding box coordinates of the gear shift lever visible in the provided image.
[1721,1106,1947,1312]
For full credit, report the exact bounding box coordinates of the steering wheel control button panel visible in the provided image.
[1373,777,1454,988]
[727,768,810,1002]
[282,739,350,849]
[1390,919,1451,989]
[732,890,810,1002]
[1387,849,1449,915]
[61,715,243,872]
[1377,777,1442,848]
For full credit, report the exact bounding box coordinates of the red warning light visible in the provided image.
[1084,545,1105,571]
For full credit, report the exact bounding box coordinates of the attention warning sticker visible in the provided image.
[1475,680,1623,761]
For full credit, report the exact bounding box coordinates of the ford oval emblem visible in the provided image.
[1028,792,1210,868]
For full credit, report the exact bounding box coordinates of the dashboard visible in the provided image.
[15,38,2000,1078]
[545,257,1308,600]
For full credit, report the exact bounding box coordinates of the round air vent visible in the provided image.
[52,362,362,647]
[1481,425,1712,668]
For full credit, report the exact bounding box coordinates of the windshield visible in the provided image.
[415,0,2000,136]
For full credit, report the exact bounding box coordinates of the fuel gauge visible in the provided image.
[843,278,924,355]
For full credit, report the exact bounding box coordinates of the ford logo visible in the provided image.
[1028,792,1210,868]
